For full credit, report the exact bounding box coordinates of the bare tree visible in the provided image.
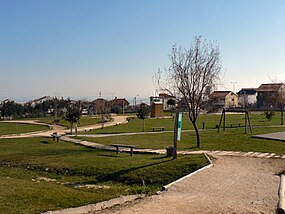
[156,36,222,148]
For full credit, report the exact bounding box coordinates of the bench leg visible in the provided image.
[53,136,55,141]
[116,147,119,154]
[130,147,133,156]
[56,137,59,142]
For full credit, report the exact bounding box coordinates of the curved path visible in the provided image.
[0,115,129,139]
[1,117,284,213]
[98,156,284,214]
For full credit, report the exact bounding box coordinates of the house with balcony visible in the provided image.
[256,83,285,108]
[209,91,238,110]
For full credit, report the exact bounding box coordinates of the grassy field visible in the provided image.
[0,137,208,213]
[77,126,285,154]
[34,116,102,128]
[0,122,49,136]
[83,112,284,134]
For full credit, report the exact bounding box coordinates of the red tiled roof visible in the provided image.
[209,91,231,98]
[256,83,284,92]
[111,98,130,106]
[159,93,175,98]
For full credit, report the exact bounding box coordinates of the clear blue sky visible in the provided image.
[1,0,285,102]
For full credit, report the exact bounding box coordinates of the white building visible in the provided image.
[237,88,257,107]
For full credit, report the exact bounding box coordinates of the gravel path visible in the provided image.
[99,156,285,214]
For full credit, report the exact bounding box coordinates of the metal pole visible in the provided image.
[281,106,284,125]
[231,81,237,93]
[245,111,247,134]
[223,109,226,131]
[173,112,179,159]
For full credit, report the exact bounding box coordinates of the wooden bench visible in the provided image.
[51,132,61,142]
[152,127,165,132]
[111,144,136,156]
[230,124,241,128]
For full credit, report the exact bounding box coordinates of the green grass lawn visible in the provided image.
[0,122,49,136]
[83,112,284,134]
[77,126,285,154]
[0,137,208,213]
[34,116,102,128]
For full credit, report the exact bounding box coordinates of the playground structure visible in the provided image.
[218,108,252,134]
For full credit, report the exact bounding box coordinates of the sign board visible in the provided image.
[177,113,182,140]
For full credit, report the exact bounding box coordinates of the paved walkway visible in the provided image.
[61,136,285,159]
[98,156,285,214]
[252,131,285,142]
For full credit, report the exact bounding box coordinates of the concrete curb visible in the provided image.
[42,194,145,214]
[278,174,285,214]
[162,153,213,190]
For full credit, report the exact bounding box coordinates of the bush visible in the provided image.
[264,110,274,121]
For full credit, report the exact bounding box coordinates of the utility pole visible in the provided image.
[231,81,237,93]
[134,94,139,112]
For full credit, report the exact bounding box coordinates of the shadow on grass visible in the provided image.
[97,154,120,158]
[189,146,198,149]
[92,131,126,134]
[98,159,173,184]
[151,155,169,160]
[40,141,49,144]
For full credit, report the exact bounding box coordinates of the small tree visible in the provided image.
[265,110,274,121]
[64,105,80,135]
[137,105,149,132]
[166,99,176,110]
[155,36,222,148]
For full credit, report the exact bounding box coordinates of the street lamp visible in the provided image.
[231,81,237,93]
[134,94,139,112]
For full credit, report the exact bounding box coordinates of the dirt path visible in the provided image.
[99,156,285,214]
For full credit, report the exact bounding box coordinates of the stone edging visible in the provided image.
[278,174,285,214]
[162,153,213,190]
[41,194,145,214]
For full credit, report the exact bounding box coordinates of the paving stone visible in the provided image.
[256,153,270,158]
[265,153,275,158]
[208,151,221,154]
[224,151,236,156]
[249,152,261,157]
[216,151,232,156]
[241,152,253,157]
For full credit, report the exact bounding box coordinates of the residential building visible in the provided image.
[256,83,285,108]
[158,93,176,110]
[92,98,110,114]
[209,91,238,110]
[237,88,257,107]
[110,97,130,114]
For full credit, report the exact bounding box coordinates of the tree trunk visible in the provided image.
[142,119,145,132]
[192,121,200,148]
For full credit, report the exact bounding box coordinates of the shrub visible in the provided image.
[265,110,274,121]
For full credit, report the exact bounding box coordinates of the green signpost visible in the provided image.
[173,112,182,159]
